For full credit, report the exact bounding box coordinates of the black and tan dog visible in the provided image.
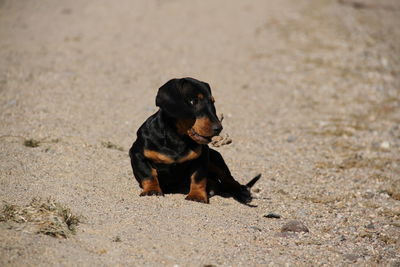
[129,77,260,204]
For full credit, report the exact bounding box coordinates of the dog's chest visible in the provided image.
[144,145,202,165]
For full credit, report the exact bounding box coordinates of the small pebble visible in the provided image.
[252,188,261,193]
[281,220,309,233]
[381,57,388,67]
[264,213,281,219]
[286,136,296,143]
[380,141,390,150]
[365,223,375,230]
[113,235,122,242]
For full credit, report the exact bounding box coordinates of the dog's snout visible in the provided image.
[212,123,223,135]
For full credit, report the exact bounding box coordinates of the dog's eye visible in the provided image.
[189,99,198,106]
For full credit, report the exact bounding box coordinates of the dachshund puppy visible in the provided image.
[129,78,260,204]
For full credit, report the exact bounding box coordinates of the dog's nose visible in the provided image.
[212,123,223,135]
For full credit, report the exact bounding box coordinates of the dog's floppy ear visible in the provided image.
[155,78,195,119]
[201,81,212,95]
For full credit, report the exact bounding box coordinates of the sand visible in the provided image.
[1,0,399,266]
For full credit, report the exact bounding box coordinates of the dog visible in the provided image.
[129,77,260,204]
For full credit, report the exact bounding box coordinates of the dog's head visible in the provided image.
[156,77,222,144]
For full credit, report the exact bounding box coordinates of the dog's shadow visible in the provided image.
[162,185,258,207]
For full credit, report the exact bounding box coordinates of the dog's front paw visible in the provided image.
[185,193,209,204]
[140,189,164,197]
[233,185,252,204]
[140,179,163,196]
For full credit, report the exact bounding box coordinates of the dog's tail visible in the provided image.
[246,173,261,188]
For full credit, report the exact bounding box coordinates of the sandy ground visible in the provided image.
[1,0,399,266]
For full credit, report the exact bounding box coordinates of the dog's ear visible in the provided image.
[201,82,212,95]
[156,79,195,119]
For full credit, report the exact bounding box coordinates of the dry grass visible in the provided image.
[0,198,81,238]
[23,139,41,147]
[22,137,60,148]
[101,141,124,151]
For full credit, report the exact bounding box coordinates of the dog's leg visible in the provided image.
[140,167,163,196]
[208,148,253,203]
[130,147,163,196]
[185,150,209,203]
[185,171,209,203]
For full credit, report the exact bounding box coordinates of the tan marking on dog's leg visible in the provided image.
[140,168,163,196]
[185,172,208,203]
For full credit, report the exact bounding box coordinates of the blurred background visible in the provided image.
[0,0,399,265]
